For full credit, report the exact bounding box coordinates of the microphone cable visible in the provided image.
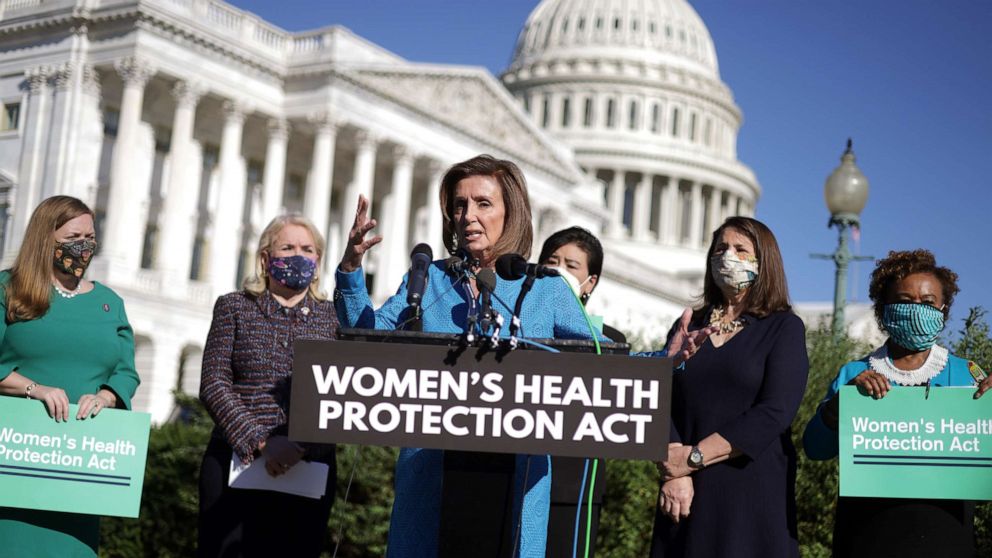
[554,274,603,558]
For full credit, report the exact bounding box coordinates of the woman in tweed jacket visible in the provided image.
[198,214,339,558]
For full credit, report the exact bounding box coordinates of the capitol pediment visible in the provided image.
[340,65,580,182]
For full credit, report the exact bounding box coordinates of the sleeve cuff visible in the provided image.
[802,409,839,460]
[103,376,139,410]
[0,365,17,384]
[335,266,366,292]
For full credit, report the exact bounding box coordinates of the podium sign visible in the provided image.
[290,340,672,460]
[0,397,151,517]
[839,386,992,500]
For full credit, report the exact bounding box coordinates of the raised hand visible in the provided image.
[665,308,718,367]
[339,195,383,273]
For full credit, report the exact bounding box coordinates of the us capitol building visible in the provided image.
[0,0,764,422]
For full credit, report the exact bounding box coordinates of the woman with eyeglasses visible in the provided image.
[803,249,991,558]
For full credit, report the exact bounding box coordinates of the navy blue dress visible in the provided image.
[650,310,808,558]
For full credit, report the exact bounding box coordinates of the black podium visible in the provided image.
[335,328,630,558]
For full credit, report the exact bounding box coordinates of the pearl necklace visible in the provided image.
[868,344,948,386]
[53,282,81,299]
[709,306,744,334]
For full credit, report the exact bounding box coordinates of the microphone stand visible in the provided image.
[507,272,537,350]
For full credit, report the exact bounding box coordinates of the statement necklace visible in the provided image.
[53,282,81,299]
[868,344,948,386]
[709,306,744,334]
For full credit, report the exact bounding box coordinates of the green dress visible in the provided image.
[0,271,140,557]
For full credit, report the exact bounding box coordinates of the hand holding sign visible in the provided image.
[851,369,891,399]
[29,384,71,422]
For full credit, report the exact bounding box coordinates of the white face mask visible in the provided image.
[709,251,759,294]
[551,266,592,299]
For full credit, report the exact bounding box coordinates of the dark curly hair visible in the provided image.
[868,249,959,329]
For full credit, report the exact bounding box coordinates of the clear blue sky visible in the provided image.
[232,0,991,335]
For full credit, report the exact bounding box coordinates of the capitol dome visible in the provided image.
[507,0,720,80]
[502,0,760,256]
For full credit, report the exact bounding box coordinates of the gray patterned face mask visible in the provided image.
[710,251,759,293]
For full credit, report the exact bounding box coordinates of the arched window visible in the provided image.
[583,97,594,127]
[606,98,616,128]
[650,103,661,133]
[671,107,680,137]
[628,100,639,130]
[541,94,551,128]
[689,113,697,141]
[561,96,572,128]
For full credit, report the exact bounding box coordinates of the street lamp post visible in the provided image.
[812,139,872,337]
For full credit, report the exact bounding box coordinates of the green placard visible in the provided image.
[839,385,992,500]
[0,396,151,517]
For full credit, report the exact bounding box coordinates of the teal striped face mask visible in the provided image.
[882,302,944,351]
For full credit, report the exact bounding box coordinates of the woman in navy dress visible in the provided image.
[651,216,809,558]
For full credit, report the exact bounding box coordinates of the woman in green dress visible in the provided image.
[0,195,140,557]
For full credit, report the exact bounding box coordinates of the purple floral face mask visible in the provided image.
[267,255,316,291]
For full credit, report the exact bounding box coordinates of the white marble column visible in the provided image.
[101,57,155,272]
[208,100,250,296]
[706,186,722,241]
[156,80,203,288]
[688,181,704,248]
[3,67,51,267]
[606,169,625,236]
[303,112,337,242]
[425,160,446,257]
[373,146,415,301]
[260,118,289,222]
[339,130,378,236]
[632,172,652,241]
[662,177,680,245]
[726,193,738,218]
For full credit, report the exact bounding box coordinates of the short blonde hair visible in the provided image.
[243,214,327,301]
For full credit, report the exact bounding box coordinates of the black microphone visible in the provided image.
[444,256,470,278]
[476,269,497,336]
[495,254,560,280]
[496,254,559,348]
[406,243,433,308]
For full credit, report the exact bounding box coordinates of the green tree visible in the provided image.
[951,307,992,556]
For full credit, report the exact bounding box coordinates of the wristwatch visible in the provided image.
[687,445,705,469]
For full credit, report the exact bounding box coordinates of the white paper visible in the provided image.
[228,455,329,499]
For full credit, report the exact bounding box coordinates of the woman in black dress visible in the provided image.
[651,216,809,558]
